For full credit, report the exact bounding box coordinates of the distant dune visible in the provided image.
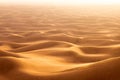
[0,5,120,80]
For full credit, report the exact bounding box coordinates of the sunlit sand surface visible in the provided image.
[0,5,120,80]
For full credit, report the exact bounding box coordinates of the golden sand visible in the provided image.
[0,5,120,80]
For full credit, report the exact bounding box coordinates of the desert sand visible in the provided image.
[0,5,120,80]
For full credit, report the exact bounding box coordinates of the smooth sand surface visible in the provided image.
[0,5,120,80]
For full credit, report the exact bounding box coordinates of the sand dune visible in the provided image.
[0,5,120,80]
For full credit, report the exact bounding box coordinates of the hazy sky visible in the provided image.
[0,0,120,5]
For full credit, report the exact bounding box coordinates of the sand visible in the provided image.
[0,5,120,80]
